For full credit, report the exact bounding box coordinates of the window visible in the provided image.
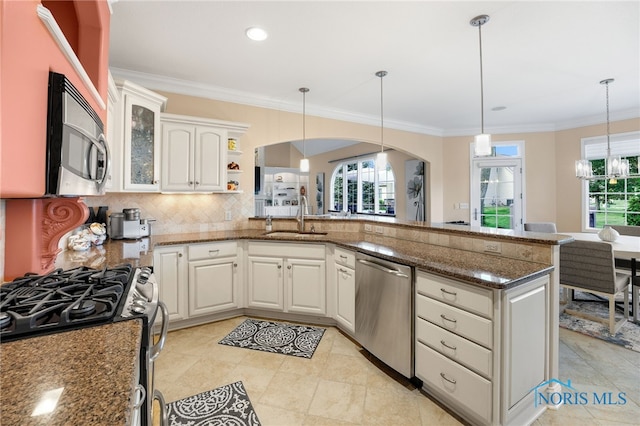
[330,157,395,215]
[470,141,524,230]
[580,131,640,229]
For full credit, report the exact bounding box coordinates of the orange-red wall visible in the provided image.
[0,0,110,198]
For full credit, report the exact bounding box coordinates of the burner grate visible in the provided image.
[0,264,134,340]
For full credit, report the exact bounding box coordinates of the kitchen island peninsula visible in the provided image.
[51,216,570,425]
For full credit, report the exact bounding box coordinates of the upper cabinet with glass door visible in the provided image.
[109,78,167,192]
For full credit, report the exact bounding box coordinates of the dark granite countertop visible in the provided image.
[0,319,142,426]
[55,227,558,289]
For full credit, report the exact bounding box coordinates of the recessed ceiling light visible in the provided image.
[246,27,268,41]
[492,106,507,111]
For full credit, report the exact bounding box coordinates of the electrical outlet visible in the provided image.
[484,240,502,253]
[225,211,232,221]
[364,224,373,232]
[375,226,384,234]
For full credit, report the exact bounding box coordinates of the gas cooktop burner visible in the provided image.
[0,264,135,342]
[70,300,97,318]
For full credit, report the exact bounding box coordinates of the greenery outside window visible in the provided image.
[581,132,640,229]
[330,157,395,216]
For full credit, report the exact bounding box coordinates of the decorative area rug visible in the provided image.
[559,291,640,353]
[166,381,261,426]
[219,318,325,358]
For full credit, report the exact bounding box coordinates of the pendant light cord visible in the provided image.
[605,80,611,156]
[376,70,387,153]
[299,87,309,158]
[478,22,485,134]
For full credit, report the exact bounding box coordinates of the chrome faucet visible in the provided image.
[297,195,308,232]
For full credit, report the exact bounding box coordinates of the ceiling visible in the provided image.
[108,1,639,143]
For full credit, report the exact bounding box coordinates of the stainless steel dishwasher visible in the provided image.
[355,252,413,378]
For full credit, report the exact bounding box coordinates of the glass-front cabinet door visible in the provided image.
[114,79,167,192]
[123,95,162,191]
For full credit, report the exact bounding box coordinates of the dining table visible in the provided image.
[563,232,640,322]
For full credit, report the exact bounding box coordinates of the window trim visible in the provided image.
[579,131,640,231]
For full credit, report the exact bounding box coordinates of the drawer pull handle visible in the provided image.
[440,340,457,350]
[440,314,457,323]
[339,255,348,259]
[440,288,457,296]
[440,373,457,385]
[209,249,220,256]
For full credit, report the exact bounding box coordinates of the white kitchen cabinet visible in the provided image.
[188,242,241,316]
[153,245,188,323]
[333,247,356,333]
[110,79,167,192]
[415,270,549,426]
[104,72,119,191]
[160,113,249,193]
[287,257,326,315]
[161,115,223,192]
[246,242,326,315]
[247,255,285,310]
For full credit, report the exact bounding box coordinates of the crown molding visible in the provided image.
[109,67,444,136]
[110,67,639,139]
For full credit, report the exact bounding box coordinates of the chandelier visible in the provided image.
[575,78,629,184]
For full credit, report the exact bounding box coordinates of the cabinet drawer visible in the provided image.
[416,316,492,379]
[248,241,325,259]
[334,247,356,268]
[188,241,237,260]
[416,342,492,425]
[416,270,493,318]
[416,294,493,348]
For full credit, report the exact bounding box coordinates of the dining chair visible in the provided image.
[559,240,630,334]
[608,225,640,321]
[609,225,640,236]
[524,222,557,233]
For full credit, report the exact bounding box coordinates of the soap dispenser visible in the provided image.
[265,215,272,232]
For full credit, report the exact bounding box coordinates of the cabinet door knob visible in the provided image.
[277,264,282,269]
[195,181,200,185]
[178,253,183,257]
[287,265,292,270]
[189,181,194,185]
[233,263,238,267]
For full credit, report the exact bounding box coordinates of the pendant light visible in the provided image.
[299,87,310,172]
[376,70,388,169]
[470,15,492,156]
[575,79,629,183]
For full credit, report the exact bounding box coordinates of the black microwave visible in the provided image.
[46,72,110,196]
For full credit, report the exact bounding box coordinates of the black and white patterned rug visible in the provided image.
[218,318,325,358]
[560,291,639,353]
[166,381,261,426]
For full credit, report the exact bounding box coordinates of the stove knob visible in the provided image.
[137,270,151,284]
[130,305,146,314]
[133,299,147,308]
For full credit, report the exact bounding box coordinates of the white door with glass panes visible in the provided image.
[470,147,523,230]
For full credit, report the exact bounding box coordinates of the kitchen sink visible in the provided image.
[263,231,328,238]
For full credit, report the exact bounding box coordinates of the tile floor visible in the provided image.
[154,316,640,425]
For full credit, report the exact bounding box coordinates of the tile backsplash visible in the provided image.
[84,192,253,235]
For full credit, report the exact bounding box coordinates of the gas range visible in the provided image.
[0,264,155,342]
